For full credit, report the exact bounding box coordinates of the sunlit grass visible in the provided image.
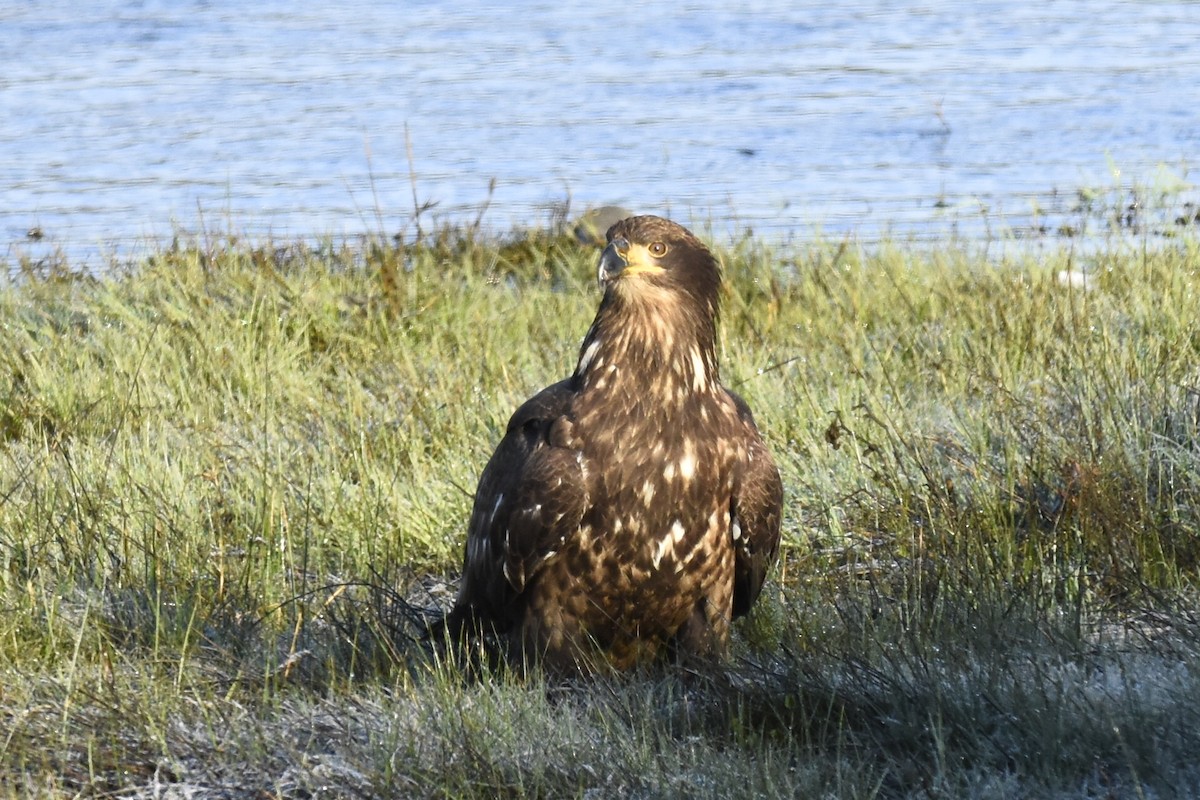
[1,225,1198,797]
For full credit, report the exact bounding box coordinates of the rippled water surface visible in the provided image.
[3,1,1199,263]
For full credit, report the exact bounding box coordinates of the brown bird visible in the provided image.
[444,215,783,672]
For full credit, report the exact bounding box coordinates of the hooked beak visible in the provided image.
[597,236,629,289]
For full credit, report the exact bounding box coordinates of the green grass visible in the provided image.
[2,224,1199,797]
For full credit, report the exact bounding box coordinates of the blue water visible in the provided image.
[2,1,1199,265]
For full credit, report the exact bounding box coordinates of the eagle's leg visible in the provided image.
[518,588,611,674]
[669,596,731,664]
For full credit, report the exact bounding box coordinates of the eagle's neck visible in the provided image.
[572,292,719,402]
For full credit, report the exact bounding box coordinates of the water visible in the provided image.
[3,1,1199,266]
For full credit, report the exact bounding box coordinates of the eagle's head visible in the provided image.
[598,215,721,317]
[576,215,721,390]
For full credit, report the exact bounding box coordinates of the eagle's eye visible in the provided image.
[648,241,668,257]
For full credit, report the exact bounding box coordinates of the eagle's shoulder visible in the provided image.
[721,386,761,428]
[504,378,575,435]
[449,379,588,634]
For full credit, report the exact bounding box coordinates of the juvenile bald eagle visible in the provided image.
[444,215,783,672]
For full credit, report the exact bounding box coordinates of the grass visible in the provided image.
[1,222,1199,797]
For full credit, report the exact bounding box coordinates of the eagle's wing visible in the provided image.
[727,391,784,618]
[449,379,589,634]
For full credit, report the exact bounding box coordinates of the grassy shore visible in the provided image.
[2,225,1199,797]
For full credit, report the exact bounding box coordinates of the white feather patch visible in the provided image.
[578,338,602,373]
[690,348,708,390]
[679,440,697,483]
[652,520,688,570]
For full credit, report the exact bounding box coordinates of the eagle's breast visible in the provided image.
[522,344,743,667]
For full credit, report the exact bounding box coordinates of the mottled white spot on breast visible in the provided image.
[690,348,708,391]
[663,462,676,481]
[578,339,602,373]
[641,480,656,505]
[732,517,743,541]
[652,520,687,570]
[678,453,696,481]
